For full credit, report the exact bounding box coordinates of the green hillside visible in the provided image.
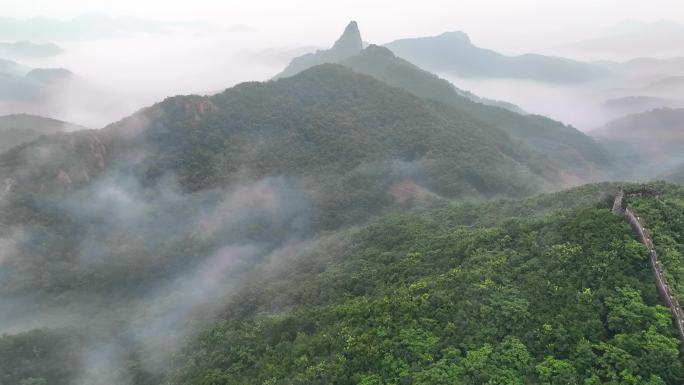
[341,45,614,182]
[626,183,684,299]
[6,183,684,385]
[100,64,560,228]
[168,182,683,385]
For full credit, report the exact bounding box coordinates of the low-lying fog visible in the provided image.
[0,29,314,127]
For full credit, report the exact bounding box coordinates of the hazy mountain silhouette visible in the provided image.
[384,31,609,83]
[592,108,684,176]
[0,40,63,57]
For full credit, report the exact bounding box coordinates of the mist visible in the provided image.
[0,165,316,382]
[2,2,684,384]
[1,5,683,128]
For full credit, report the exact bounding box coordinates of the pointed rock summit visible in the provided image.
[330,21,363,56]
[275,21,364,79]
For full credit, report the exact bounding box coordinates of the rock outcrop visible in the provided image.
[274,21,363,79]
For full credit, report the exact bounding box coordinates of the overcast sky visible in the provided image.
[4,0,684,51]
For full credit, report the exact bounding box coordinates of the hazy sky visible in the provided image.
[4,0,684,51]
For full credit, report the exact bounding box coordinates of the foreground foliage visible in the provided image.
[172,184,683,385]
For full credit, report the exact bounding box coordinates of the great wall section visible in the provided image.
[613,189,684,351]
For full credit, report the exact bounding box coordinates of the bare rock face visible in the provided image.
[330,21,363,58]
[176,97,217,122]
[275,21,364,78]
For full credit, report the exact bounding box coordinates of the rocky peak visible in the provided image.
[330,21,363,57]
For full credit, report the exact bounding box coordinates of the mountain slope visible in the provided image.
[0,62,583,384]
[0,63,564,294]
[0,113,86,152]
[102,64,559,221]
[384,31,609,83]
[341,45,614,183]
[169,183,683,385]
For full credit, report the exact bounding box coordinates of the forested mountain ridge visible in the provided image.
[103,64,561,221]
[0,62,573,309]
[340,44,615,183]
[0,61,586,385]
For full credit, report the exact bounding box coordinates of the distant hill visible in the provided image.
[384,31,609,83]
[0,113,86,153]
[591,108,684,176]
[602,96,683,118]
[25,67,74,83]
[0,59,76,101]
[0,40,63,57]
[0,58,28,75]
[645,76,684,94]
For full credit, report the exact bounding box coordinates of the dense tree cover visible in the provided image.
[340,45,614,181]
[170,184,683,385]
[625,183,684,300]
[2,182,683,384]
[277,21,614,181]
[101,64,561,229]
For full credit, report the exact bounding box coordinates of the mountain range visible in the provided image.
[384,31,609,83]
[278,22,615,183]
[0,57,76,101]
[1,18,684,385]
